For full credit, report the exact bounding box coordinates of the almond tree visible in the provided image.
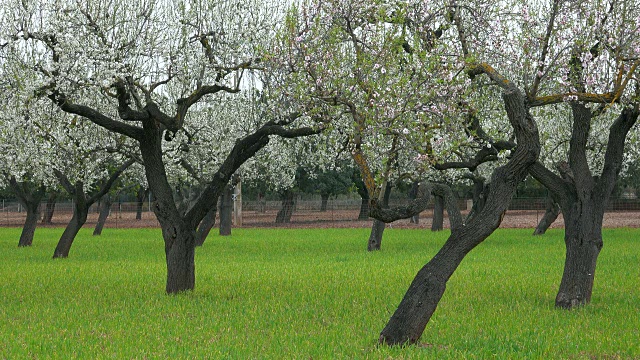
[0,112,52,246]
[0,58,59,246]
[0,0,324,293]
[518,0,640,308]
[276,0,541,345]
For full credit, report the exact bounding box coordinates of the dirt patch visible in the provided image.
[2,208,638,229]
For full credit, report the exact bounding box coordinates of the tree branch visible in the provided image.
[53,169,77,195]
[87,158,136,205]
[48,90,144,140]
[528,161,573,201]
[528,0,561,99]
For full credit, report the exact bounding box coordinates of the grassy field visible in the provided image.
[0,227,638,359]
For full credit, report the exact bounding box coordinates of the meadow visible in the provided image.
[0,227,638,359]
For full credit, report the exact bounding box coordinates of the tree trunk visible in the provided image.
[19,202,41,247]
[528,106,639,310]
[367,220,386,251]
[53,204,89,258]
[378,86,540,345]
[275,190,295,224]
[368,182,392,251]
[52,159,133,259]
[533,195,560,235]
[431,195,444,231]
[135,187,147,220]
[555,199,603,309]
[93,195,112,236]
[320,193,329,212]
[163,222,196,293]
[466,177,488,223]
[41,192,57,224]
[219,185,233,236]
[7,177,45,247]
[196,206,217,246]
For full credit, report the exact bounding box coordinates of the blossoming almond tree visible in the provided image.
[1,0,325,293]
[515,1,640,309]
[0,96,54,247]
[275,0,542,345]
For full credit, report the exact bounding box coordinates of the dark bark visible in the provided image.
[465,176,488,223]
[41,192,57,224]
[140,125,199,293]
[195,206,217,246]
[7,177,45,247]
[53,201,89,258]
[93,194,113,236]
[275,190,295,223]
[529,105,638,309]
[367,182,392,251]
[52,159,134,258]
[431,195,444,231]
[367,220,386,251]
[219,185,233,236]
[378,86,540,345]
[164,223,196,293]
[135,186,147,220]
[320,193,329,212]
[20,204,41,247]
[555,198,603,308]
[533,195,560,235]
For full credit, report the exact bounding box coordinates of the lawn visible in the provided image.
[1,227,638,359]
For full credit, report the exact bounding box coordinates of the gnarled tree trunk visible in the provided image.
[367,220,386,251]
[377,87,540,345]
[163,221,196,293]
[555,198,603,308]
[19,203,41,247]
[465,176,488,223]
[529,105,638,310]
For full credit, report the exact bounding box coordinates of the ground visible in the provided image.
[2,207,637,229]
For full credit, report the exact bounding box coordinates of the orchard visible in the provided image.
[0,0,639,356]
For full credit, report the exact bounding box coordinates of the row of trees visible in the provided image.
[1,0,638,346]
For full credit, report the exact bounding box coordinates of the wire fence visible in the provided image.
[1,197,639,229]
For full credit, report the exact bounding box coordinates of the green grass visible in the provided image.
[1,227,639,359]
